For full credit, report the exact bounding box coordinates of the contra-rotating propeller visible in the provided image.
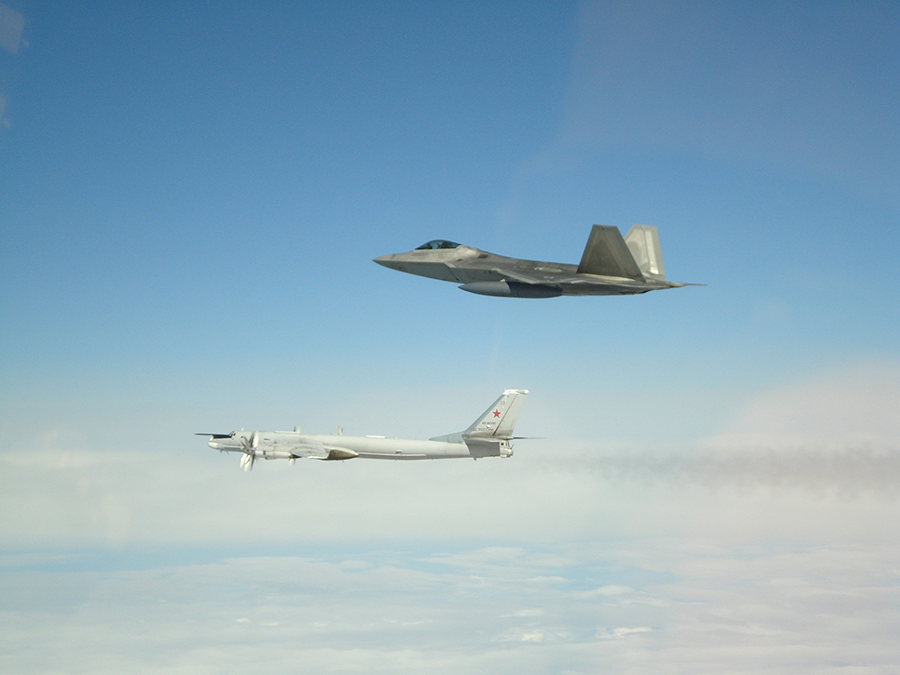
[239,430,260,472]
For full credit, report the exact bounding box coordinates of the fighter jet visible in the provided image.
[197,389,528,471]
[374,224,696,297]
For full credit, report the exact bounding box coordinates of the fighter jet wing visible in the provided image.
[495,267,615,286]
[497,267,650,287]
[493,267,571,285]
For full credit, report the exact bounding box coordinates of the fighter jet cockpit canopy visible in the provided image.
[415,240,461,250]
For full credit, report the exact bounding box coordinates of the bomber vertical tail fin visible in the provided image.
[430,389,529,443]
[624,224,666,281]
[463,389,528,439]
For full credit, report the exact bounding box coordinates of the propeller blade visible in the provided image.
[236,431,260,471]
[196,433,232,439]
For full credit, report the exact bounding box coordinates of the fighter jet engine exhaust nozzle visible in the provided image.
[458,281,562,298]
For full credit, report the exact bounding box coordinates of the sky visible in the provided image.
[1,1,898,673]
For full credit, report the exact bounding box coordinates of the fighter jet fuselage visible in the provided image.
[374,225,697,297]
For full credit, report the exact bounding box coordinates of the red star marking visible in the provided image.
[492,410,501,418]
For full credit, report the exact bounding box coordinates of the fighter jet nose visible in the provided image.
[373,254,399,269]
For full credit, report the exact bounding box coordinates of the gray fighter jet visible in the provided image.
[197,389,528,471]
[374,224,696,297]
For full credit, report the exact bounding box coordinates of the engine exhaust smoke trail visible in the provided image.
[574,445,900,498]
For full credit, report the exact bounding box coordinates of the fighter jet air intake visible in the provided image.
[374,224,698,297]
[198,389,529,471]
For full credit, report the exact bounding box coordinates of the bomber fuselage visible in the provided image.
[208,431,511,461]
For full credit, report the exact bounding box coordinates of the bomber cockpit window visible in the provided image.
[415,240,461,250]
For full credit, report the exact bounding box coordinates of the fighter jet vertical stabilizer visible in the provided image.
[576,225,644,279]
[624,224,666,281]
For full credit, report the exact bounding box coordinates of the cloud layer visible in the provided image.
[2,540,898,674]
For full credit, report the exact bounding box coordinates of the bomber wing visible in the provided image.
[279,440,359,461]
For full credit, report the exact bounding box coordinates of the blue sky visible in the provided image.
[1,2,899,673]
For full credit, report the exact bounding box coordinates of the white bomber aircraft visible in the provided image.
[198,389,529,471]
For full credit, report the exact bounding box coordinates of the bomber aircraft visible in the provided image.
[374,224,697,297]
[197,389,528,471]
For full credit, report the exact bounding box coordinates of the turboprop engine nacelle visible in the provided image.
[458,281,562,298]
[257,449,295,461]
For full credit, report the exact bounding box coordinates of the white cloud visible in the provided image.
[602,627,652,639]
[563,361,900,502]
[715,361,900,447]
[1,540,897,674]
[590,585,634,597]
